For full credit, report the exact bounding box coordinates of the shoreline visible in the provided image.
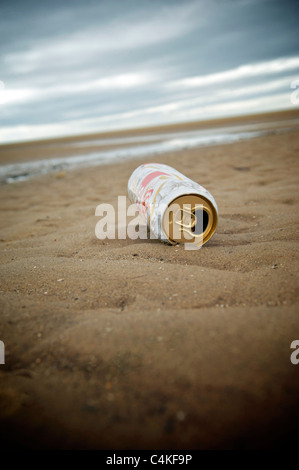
[1,108,299,165]
[0,113,299,183]
[1,108,299,149]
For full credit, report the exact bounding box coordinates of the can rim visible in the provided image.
[162,193,218,246]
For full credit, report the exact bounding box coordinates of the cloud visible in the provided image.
[0,86,37,106]
[158,75,299,112]
[173,92,293,120]
[3,2,199,74]
[0,72,152,106]
[167,57,299,88]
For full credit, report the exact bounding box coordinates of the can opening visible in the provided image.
[191,209,209,235]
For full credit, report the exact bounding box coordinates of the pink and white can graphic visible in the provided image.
[128,163,218,247]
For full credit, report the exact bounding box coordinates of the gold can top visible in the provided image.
[163,194,218,247]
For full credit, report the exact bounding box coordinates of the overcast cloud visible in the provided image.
[0,0,299,143]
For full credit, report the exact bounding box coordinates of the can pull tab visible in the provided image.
[175,207,196,230]
[174,205,207,238]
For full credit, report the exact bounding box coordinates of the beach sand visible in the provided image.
[0,113,299,449]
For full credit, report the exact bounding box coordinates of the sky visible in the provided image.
[0,0,299,143]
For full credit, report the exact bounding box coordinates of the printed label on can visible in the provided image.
[128,163,218,248]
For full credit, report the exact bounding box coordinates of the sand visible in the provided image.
[0,113,299,449]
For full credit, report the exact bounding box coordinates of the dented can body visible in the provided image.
[128,163,218,247]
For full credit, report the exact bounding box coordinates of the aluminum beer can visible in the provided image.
[128,163,218,247]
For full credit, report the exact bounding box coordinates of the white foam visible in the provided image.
[0,125,297,183]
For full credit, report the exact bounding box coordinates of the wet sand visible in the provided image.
[0,112,299,449]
